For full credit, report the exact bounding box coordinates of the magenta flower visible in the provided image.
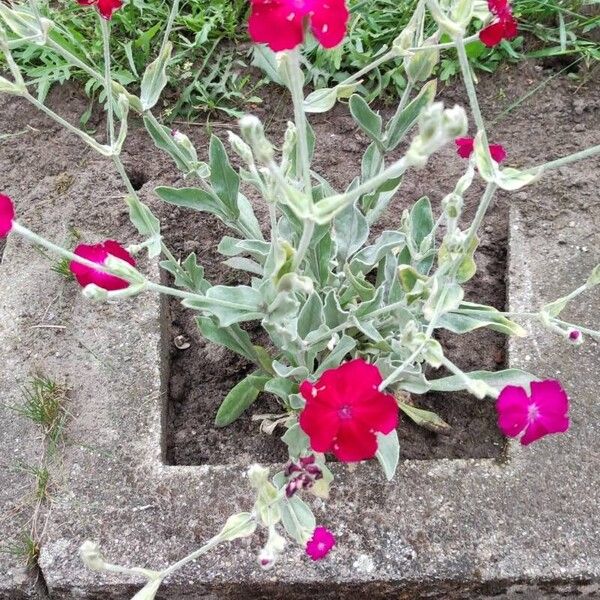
[455,137,507,163]
[299,358,399,462]
[70,240,135,291]
[305,526,335,561]
[496,380,569,446]
[248,0,349,52]
[76,0,123,20]
[0,194,15,238]
[479,0,517,47]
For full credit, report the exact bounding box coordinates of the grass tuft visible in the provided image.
[12,376,68,445]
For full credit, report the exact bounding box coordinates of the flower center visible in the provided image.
[527,402,540,422]
[338,405,353,420]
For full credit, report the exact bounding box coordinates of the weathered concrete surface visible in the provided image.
[11,193,597,598]
[0,70,598,598]
[0,247,52,599]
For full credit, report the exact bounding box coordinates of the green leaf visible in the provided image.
[280,495,316,544]
[219,512,257,541]
[349,94,383,142]
[386,80,437,151]
[315,335,357,376]
[399,403,451,433]
[351,231,405,275]
[125,195,161,257]
[334,200,369,265]
[303,88,337,113]
[437,302,527,337]
[429,369,539,394]
[184,285,264,327]
[155,186,227,219]
[196,317,258,363]
[282,423,310,459]
[209,135,240,217]
[587,264,600,287]
[410,196,434,247]
[297,293,325,339]
[375,429,399,481]
[215,373,270,427]
[140,42,172,111]
[160,253,209,293]
[143,116,208,177]
[264,377,298,401]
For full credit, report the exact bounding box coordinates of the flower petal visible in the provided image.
[496,385,529,438]
[248,1,305,51]
[479,21,506,47]
[489,143,507,163]
[70,241,133,291]
[352,390,398,435]
[0,194,15,238]
[299,405,339,453]
[333,420,378,462]
[305,526,335,560]
[96,0,123,19]
[309,0,349,49]
[455,137,475,159]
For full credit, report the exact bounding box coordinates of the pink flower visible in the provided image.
[479,0,517,47]
[76,0,123,20]
[70,240,135,291]
[299,358,399,462]
[0,194,15,238]
[455,137,507,163]
[305,526,335,560]
[248,0,349,52]
[496,380,569,446]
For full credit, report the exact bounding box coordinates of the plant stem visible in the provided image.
[159,0,180,57]
[464,181,498,247]
[455,35,488,142]
[528,144,600,173]
[99,17,115,148]
[22,91,110,154]
[287,50,312,198]
[292,219,315,270]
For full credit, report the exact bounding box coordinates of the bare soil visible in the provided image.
[1,60,598,466]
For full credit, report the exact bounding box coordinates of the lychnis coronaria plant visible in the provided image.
[1,0,599,597]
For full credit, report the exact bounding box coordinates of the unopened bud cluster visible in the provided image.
[284,455,323,497]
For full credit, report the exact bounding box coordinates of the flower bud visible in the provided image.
[442,193,463,219]
[104,255,145,284]
[239,115,274,163]
[442,105,469,139]
[82,284,109,302]
[79,541,106,572]
[228,131,255,166]
[567,328,583,345]
[404,33,440,83]
[247,464,270,488]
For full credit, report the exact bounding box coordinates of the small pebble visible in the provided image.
[574,123,586,132]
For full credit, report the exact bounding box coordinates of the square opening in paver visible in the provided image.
[161,199,508,466]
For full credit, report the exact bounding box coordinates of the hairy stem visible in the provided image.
[99,18,115,148]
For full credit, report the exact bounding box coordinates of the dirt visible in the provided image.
[1,60,598,466]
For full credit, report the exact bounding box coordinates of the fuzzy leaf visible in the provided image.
[196,317,258,362]
[155,186,227,219]
[349,94,383,142]
[399,402,451,433]
[140,42,172,110]
[280,495,316,544]
[126,195,161,257]
[209,135,240,217]
[184,285,264,326]
[429,369,539,394]
[376,429,400,481]
[215,373,270,427]
[386,80,437,150]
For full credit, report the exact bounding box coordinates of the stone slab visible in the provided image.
[0,198,585,599]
